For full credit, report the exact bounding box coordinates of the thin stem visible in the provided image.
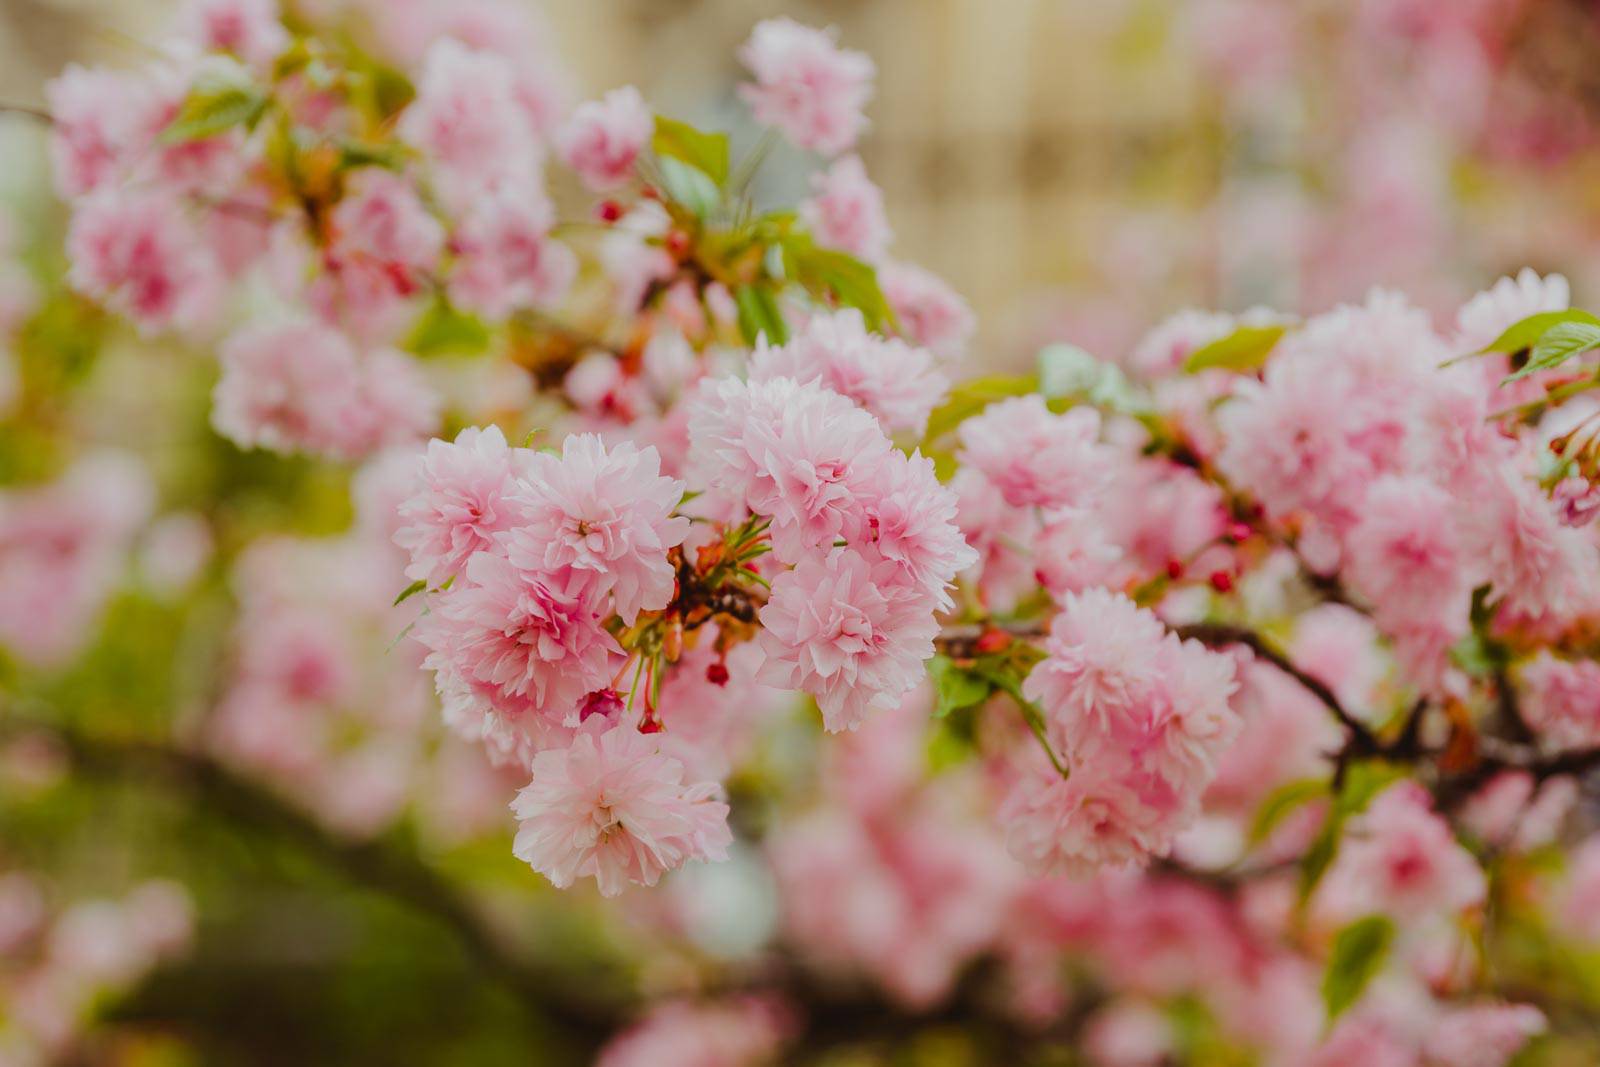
[0,102,54,125]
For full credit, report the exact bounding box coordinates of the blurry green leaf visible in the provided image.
[927,655,993,719]
[652,116,729,184]
[1481,309,1600,354]
[159,83,269,144]
[1300,760,1405,901]
[781,238,893,331]
[656,156,721,219]
[406,299,490,358]
[1249,778,1327,845]
[393,579,427,606]
[921,374,1038,444]
[1322,916,1394,1022]
[1183,324,1287,374]
[733,284,788,346]
[337,139,408,171]
[1505,320,1600,382]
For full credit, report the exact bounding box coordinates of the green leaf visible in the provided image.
[1505,320,1600,382]
[1249,778,1328,845]
[652,115,729,184]
[337,139,409,171]
[656,156,721,219]
[927,655,994,719]
[159,83,269,144]
[1182,324,1288,374]
[1480,309,1600,354]
[1299,761,1405,901]
[921,374,1038,444]
[734,284,788,346]
[780,237,894,330]
[406,299,491,358]
[393,579,427,606]
[1322,916,1395,1022]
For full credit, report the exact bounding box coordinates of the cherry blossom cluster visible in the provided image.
[0,873,192,1063]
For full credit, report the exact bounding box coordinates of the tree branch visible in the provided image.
[0,712,626,1044]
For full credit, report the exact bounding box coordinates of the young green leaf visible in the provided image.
[921,374,1038,444]
[734,284,788,346]
[406,299,491,358]
[781,237,894,330]
[652,116,730,185]
[1249,778,1328,845]
[1480,308,1600,355]
[159,84,270,144]
[1182,324,1288,374]
[927,654,994,718]
[1505,320,1600,382]
[1321,915,1395,1022]
[393,579,428,606]
[656,156,722,219]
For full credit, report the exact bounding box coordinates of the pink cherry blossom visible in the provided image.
[880,260,975,359]
[800,155,891,261]
[1423,1003,1546,1067]
[999,755,1175,877]
[1316,781,1485,923]
[858,449,977,608]
[688,375,894,561]
[501,434,690,624]
[1519,653,1600,752]
[66,190,218,335]
[46,66,158,199]
[212,320,431,460]
[958,395,1113,514]
[396,425,527,587]
[510,719,731,896]
[1343,476,1471,635]
[328,169,445,295]
[447,183,576,319]
[757,547,938,731]
[399,39,543,207]
[738,18,874,156]
[595,997,790,1067]
[747,309,947,435]
[179,0,289,69]
[557,86,651,191]
[419,551,622,725]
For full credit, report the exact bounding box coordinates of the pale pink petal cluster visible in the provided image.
[957,395,1113,514]
[738,18,874,156]
[395,425,525,587]
[1519,653,1600,752]
[1013,589,1240,874]
[799,155,891,261]
[757,548,939,731]
[179,0,289,69]
[557,86,651,191]
[66,191,219,335]
[880,260,975,359]
[510,719,731,896]
[595,997,791,1067]
[212,320,437,460]
[747,309,947,435]
[447,184,576,319]
[1316,781,1486,923]
[502,434,690,623]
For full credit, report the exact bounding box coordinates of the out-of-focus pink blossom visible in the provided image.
[738,18,874,156]
[180,0,289,69]
[1520,653,1600,752]
[448,183,576,319]
[880,260,975,359]
[595,997,790,1067]
[557,86,651,191]
[958,395,1112,514]
[1423,1003,1546,1067]
[66,191,219,335]
[800,155,890,261]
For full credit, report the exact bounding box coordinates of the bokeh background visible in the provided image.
[5,1,1600,1064]
[9,0,1600,361]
